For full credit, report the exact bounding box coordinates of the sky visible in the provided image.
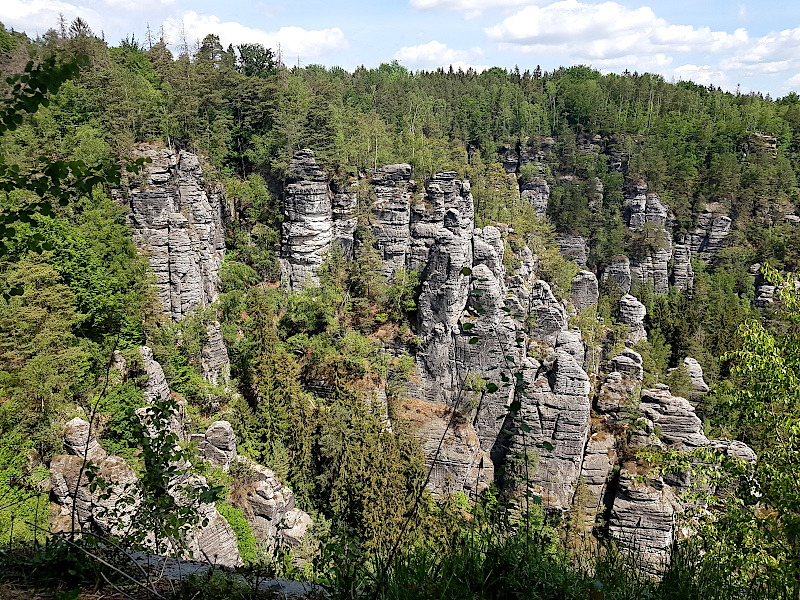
[2,0,800,97]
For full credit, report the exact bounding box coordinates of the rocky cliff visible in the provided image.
[276,148,757,560]
[123,144,230,384]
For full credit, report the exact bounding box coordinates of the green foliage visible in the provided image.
[665,364,693,398]
[97,381,145,462]
[216,502,258,564]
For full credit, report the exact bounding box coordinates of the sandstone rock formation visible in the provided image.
[125,145,230,384]
[609,467,679,563]
[64,417,107,462]
[196,421,313,547]
[602,255,632,295]
[609,348,644,381]
[513,354,591,510]
[126,146,225,321]
[579,429,617,518]
[556,234,588,268]
[683,357,709,394]
[231,461,313,547]
[619,294,647,344]
[571,270,599,313]
[520,178,550,218]
[687,203,731,262]
[639,386,709,448]
[200,421,237,471]
[624,188,674,294]
[280,149,332,289]
[671,237,695,291]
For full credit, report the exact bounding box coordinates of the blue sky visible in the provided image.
[2,0,799,97]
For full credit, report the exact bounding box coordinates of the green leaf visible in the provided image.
[486,383,498,393]
[540,441,554,452]
[519,423,531,433]
[462,322,474,331]
[460,267,472,276]
[469,337,479,344]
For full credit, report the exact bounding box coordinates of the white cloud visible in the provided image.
[410,0,533,11]
[485,1,746,57]
[0,0,103,35]
[163,10,347,58]
[101,0,174,11]
[394,40,488,72]
[484,0,800,92]
[784,73,800,91]
[720,27,800,75]
[670,64,731,88]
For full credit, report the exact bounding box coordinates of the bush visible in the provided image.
[216,502,258,565]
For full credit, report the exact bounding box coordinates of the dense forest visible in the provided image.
[1,17,800,600]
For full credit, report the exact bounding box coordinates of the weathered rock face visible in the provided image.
[556,329,585,369]
[571,270,599,313]
[671,237,695,291]
[687,203,731,262]
[371,164,414,276]
[133,346,186,441]
[514,354,591,510]
[623,185,673,294]
[400,396,492,496]
[619,294,647,344]
[195,421,313,547]
[639,386,709,448]
[280,149,333,289]
[230,461,313,547]
[202,322,230,385]
[683,357,709,394]
[556,234,588,268]
[54,415,242,570]
[200,421,237,471]
[602,255,632,295]
[527,280,569,346]
[126,146,225,321]
[579,429,617,518]
[331,180,357,258]
[50,453,138,536]
[520,178,550,219]
[125,145,230,385]
[609,349,644,381]
[64,417,107,462]
[609,467,679,563]
[596,371,638,418]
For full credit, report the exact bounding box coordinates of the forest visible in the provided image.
[1,16,800,600]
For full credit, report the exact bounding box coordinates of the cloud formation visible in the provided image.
[483,0,800,90]
[1,0,103,35]
[410,0,532,11]
[163,11,347,59]
[394,40,488,72]
[485,1,747,58]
